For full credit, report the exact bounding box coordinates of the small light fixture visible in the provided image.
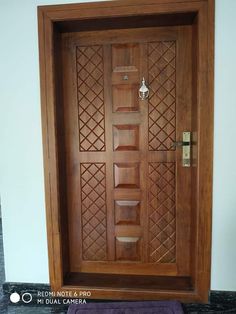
[139,77,149,100]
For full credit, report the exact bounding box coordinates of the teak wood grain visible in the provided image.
[62,26,192,275]
[38,0,214,302]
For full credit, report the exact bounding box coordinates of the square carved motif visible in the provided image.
[112,43,139,72]
[112,84,139,112]
[115,237,141,261]
[114,163,140,189]
[115,200,140,225]
[113,125,139,151]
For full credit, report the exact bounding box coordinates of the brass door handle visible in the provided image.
[172,141,191,147]
[172,132,191,167]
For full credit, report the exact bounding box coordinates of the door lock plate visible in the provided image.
[182,132,191,167]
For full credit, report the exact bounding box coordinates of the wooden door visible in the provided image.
[62,26,192,278]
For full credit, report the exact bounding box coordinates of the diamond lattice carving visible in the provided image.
[77,46,105,151]
[148,162,176,263]
[80,163,107,261]
[148,41,176,151]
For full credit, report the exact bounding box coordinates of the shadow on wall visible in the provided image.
[0,197,6,297]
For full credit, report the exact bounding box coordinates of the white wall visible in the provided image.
[211,0,236,290]
[0,0,235,290]
[0,0,91,284]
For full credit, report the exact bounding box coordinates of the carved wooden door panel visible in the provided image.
[62,26,192,278]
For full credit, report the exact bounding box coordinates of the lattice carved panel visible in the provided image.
[148,162,176,263]
[148,41,176,151]
[80,163,107,261]
[77,46,105,151]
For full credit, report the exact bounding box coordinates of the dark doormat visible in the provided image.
[67,301,184,313]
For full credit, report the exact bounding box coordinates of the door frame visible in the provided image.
[38,0,214,302]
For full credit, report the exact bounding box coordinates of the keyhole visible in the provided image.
[123,75,129,80]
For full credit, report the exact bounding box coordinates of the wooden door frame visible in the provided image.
[38,0,214,302]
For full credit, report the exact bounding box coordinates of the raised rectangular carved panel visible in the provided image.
[112,43,139,72]
[113,125,139,151]
[114,163,140,188]
[80,163,107,261]
[148,41,176,151]
[77,45,105,151]
[112,43,140,112]
[116,237,141,261]
[112,84,139,112]
[148,162,176,263]
[115,200,140,225]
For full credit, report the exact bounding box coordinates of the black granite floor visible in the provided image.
[0,219,236,313]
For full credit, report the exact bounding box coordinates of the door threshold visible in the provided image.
[64,272,193,291]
